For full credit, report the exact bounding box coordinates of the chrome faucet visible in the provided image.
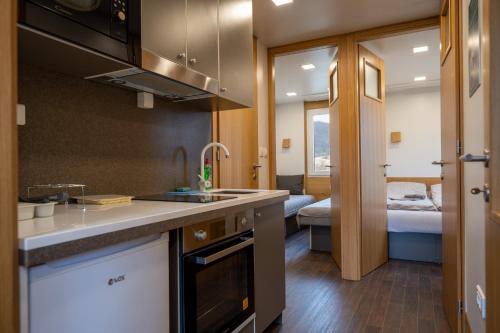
[198,142,230,192]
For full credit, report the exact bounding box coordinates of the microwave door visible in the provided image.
[55,0,102,11]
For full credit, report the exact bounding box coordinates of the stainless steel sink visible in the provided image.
[214,190,258,195]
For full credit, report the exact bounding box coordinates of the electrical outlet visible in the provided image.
[17,104,26,125]
[476,285,486,319]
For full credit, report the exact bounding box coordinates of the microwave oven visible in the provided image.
[19,0,139,63]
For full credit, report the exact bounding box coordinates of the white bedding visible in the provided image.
[297,198,331,217]
[388,209,442,234]
[387,198,438,211]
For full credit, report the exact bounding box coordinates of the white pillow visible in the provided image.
[431,184,442,210]
[387,182,427,200]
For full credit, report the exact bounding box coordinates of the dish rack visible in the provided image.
[27,184,87,211]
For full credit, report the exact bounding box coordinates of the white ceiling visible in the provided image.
[253,0,440,47]
[362,28,441,91]
[275,47,337,104]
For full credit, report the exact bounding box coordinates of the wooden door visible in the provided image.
[440,1,462,331]
[0,1,19,332]
[329,53,342,268]
[216,38,259,189]
[358,45,388,276]
[485,0,500,330]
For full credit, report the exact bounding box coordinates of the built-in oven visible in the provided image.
[181,210,255,333]
[19,0,139,62]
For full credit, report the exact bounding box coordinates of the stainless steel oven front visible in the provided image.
[181,210,255,333]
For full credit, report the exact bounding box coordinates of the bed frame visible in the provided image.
[386,177,441,191]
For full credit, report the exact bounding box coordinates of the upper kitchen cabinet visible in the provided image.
[186,0,219,79]
[219,0,254,109]
[141,0,187,66]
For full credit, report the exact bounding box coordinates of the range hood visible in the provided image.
[18,25,218,104]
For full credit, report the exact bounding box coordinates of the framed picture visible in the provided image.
[468,0,481,97]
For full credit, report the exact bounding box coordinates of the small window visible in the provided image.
[307,108,330,176]
[364,61,381,100]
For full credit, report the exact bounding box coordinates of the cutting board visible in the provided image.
[73,195,134,205]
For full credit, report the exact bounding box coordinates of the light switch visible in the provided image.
[476,284,486,319]
[17,104,26,126]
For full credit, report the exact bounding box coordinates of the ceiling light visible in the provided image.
[414,76,427,82]
[272,0,293,6]
[413,45,429,53]
[286,92,297,97]
[301,64,316,70]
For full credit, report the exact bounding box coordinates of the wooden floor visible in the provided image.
[264,228,451,333]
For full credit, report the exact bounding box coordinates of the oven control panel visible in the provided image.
[183,209,254,253]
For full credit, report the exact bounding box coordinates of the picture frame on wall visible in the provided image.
[468,0,481,97]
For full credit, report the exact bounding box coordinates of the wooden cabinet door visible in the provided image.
[254,203,286,333]
[329,52,342,268]
[358,45,388,276]
[439,1,462,331]
[186,0,219,79]
[219,0,254,107]
[141,0,187,66]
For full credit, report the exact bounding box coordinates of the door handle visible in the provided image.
[251,164,262,180]
[325,165,337,168]
[432,160,447,166]
[380,164,391,177]
[459,149,490,167]
[471,184,490,203]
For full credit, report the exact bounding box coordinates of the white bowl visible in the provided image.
[18,203,37,221]
[35,202,57,218]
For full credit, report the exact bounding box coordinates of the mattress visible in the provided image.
[284,195,316,218]
[388,209,442,234]
[297,198,331,217]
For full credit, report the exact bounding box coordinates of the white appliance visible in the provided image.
[27,233,169,333]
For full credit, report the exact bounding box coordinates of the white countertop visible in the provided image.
[18,190,289,251]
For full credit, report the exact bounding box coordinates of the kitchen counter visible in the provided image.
[18,190,289,267]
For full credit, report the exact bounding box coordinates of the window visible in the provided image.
[307,108,330,176]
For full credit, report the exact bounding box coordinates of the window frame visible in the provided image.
[306,107,331,177]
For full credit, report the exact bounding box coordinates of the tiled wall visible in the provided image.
[18,65,212,196]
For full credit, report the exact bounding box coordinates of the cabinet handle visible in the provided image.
[189,58,197,64]
[176,53,186,59]
[220,87,228,92]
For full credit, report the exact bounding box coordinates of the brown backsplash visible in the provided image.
[18,65,212,197]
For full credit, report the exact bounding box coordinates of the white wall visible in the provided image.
[385,87,441,177]
[275,102,305,175]
[462,0,486,330]
[256,39,269,189]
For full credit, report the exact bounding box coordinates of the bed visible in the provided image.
[276,175,317,236]
[297,198,331,252]
[387,181,442,263]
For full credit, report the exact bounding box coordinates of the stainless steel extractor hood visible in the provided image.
[85,49,218,102]
[18,25,218,104]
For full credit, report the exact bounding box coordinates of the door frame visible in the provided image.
[0,1,19,332]
[267,17,440,281]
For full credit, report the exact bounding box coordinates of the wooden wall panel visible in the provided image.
[0,1,19,332]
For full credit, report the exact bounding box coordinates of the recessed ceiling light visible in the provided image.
[286,92,297,97]
[414,76,427,82]
[272,0,293,6]
[301,64,316,70]
[413,45,429,53]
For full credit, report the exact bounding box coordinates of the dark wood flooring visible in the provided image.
[264,228,451,333]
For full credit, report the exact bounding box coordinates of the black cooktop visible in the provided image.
[133,193,237,203]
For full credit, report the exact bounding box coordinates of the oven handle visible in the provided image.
[190,237,254,265]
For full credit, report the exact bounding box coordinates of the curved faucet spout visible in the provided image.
[199,142,230,190]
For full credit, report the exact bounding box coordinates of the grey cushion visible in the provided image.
[276,175,304,195]
[284,195,316,218]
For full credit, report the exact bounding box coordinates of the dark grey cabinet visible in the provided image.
[219,0,253,108]
[141,0,187,66]
[254,203,286,333]
[186,0,219,79]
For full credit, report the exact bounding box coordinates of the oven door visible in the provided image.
[183,232,255,333]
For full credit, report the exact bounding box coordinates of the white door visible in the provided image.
[461,0,486,331]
